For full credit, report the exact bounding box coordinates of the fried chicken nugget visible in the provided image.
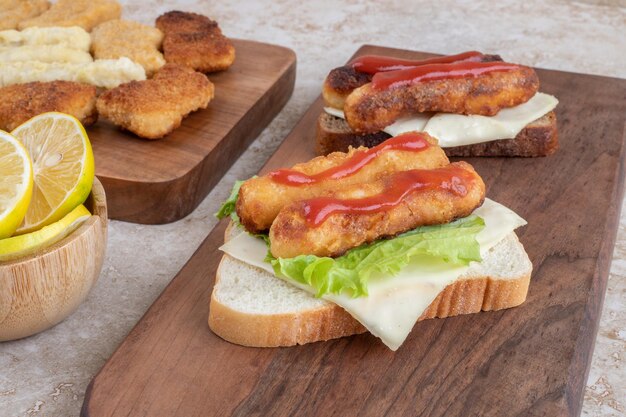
[237,132,449,234]
[96,64,214,139]
[0,0,49,31]
[269,161,486,258]
[344,64,539,133]
[156,11,235,73]
[91,20,165,76]
[18,0,121,31]
[0,81,96,131]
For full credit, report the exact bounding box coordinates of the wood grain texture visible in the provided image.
[81,46,626,417]
[90,39,296,224]
[0,178,107,341]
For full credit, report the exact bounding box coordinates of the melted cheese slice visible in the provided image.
[220,199,526,350]
[324,92,558,147]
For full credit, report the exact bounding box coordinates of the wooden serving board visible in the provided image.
[90,39,295,224]
[82,46,625,417]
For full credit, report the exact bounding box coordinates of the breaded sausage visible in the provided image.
[322,66,372,110]
[343,65,539,133]
[269,161,485,258]
[322,54,503,111]
[236,132,449,234]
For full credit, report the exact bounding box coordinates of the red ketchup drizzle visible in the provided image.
[350,51,484,74]
[268,132,431,186]
[302,165,474,227]
[372,61,520,90]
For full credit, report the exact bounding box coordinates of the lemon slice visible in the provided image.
[0,204,90,262]
[0,131,33,239]
[12,112,94,235]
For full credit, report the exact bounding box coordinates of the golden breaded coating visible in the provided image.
[237,132,449,234]
[0,44,92,63]
[0,0,49,31]
[322,55,503,110]
[18,0,121,31]
[344,65,540,133]
[323,66,373,110]
[269,161,486,258]
[0,26,91,50]
[96,64,214,139]
[91,19,165,76]
[156,11,235,73]
[0,81,96,131]
[0,57,145,88]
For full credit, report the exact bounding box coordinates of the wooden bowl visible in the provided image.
[0,178,107,341]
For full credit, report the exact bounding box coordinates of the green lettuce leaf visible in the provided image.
[215,180,244,223]
[269,215,485,298]
[216,178,269,245]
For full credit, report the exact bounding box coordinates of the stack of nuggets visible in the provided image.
[0,26,92,64]
[93,11,236,138]
[0,6,234,139]
[0,26,100,129]
[0,26,146,89]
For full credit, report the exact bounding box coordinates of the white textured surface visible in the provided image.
[0,0,625,416]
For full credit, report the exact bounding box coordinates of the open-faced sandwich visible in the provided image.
[318,51,559,157]
[209,132,532,350]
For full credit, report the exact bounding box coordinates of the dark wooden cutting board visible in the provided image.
[90,39,295,224]
[81,46,625,417]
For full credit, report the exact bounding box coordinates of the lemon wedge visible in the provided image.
[0,131,33,239]
[11,112,94,235]
[0,204,91,262]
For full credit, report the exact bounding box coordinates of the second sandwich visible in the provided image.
[319,50,559,157]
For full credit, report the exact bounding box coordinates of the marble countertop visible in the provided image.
[1,1,625,416]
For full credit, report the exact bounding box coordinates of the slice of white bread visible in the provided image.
[208,225,532,348]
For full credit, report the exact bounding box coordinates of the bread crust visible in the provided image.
[420,273,530,319]
[209,250,531,347]
[316,111,558,157]
[209,268,366,348]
